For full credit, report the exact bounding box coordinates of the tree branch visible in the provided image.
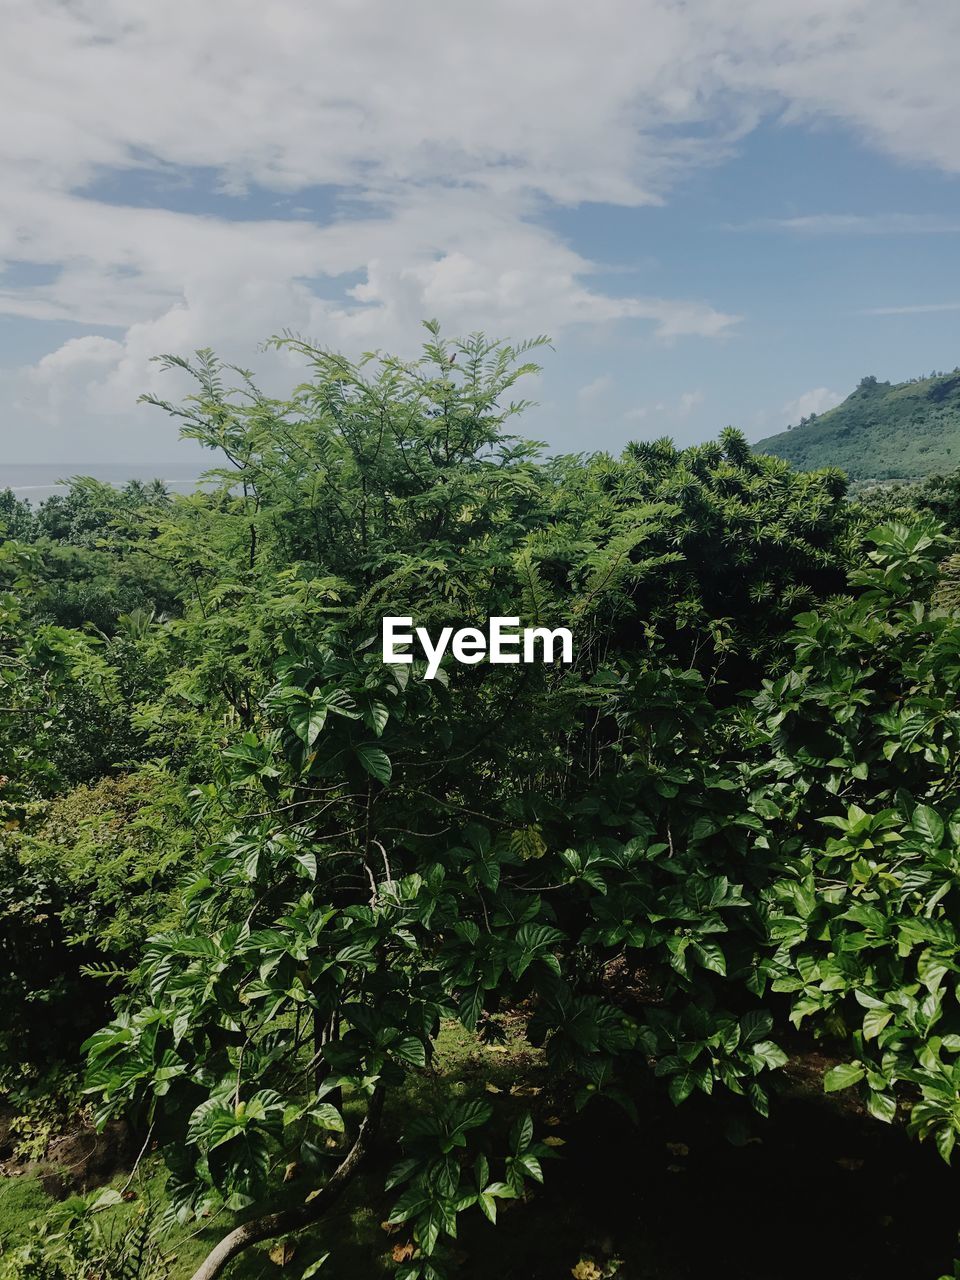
[188,1086,386,1280]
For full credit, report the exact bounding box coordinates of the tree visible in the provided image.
[83,328,863,1279]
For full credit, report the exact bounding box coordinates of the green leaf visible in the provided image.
[510,1112,534,1153]
[459,985,484,1032]
[365,699,390,736]
[385,1158,420,1191]
[310,1103,345,1132]
[393,1037,428,1067]
[739,1010,774,1046]
[355,742,392,784]
[934,1123,957,1164]
[387,1185,431,1224]
[416,1205,443,1255]
[88,1187,125,1209]
[694,941,726,976]
[824,1062,865,1092]
[302,1255,331,1279]
[862,1007,893,1041]
[747,1081,769,1118]
[866,1090,897,1124]
[668,1070,697,1105]
[478,1192,498,1223]
[509,826,546,861]
[748,1040,788,1070]
[294,850,317,878]
[918,950,950,992]
[291,704,326,748]
[912,805,945,847]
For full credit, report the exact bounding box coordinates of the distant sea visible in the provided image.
[1,462,203,504]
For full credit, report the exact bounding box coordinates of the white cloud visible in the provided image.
[1,0,959,450]
[30,336,124,378]
[577,376,613,403]
[0,187,739,430]
[860,301,960,316]
[677,390,705,416]
[623,389,705,424]
[731,213,960,235]
[6,1,957,202]
[782,387,844,424]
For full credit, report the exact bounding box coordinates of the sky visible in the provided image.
[1,0,959,468]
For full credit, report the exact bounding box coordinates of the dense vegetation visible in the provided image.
[3,328,960,1279]
[755,369,960,482]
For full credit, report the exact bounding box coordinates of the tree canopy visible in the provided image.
[3,328,960,1280]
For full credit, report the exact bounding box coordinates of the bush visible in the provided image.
[0,771,194,1107]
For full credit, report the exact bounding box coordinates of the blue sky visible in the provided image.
[537,121,960,448]
[1,0,958,466]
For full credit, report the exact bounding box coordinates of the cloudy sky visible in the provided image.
[1,0,959,468]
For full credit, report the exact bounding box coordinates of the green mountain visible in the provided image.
[754,369,960,482]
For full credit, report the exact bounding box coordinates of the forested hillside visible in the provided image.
[755,370,960,481]
[4,330,960,1280]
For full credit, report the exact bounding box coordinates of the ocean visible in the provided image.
[1,462,204,504]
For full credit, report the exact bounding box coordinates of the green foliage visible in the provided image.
[9,325,960,1276]
[1,478,179,633]
[0,1190,170,1280]
[754,520,960,1159]
[0,771,194,1114]
[756,368,960,482]
[75,328,863,1276]
[0,491,36,542]
[554,428,855,675]
[383,1101,549,1273]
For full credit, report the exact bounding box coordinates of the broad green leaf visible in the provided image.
[824,1062,865,1092]
[355,742,392,784]
[866,1090,897,1124]
[912,805,945,847]
[862,1007,893,1040]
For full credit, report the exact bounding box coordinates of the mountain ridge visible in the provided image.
[754,369,960,482]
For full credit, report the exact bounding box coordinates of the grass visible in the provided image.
[0,1174,51,1246]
